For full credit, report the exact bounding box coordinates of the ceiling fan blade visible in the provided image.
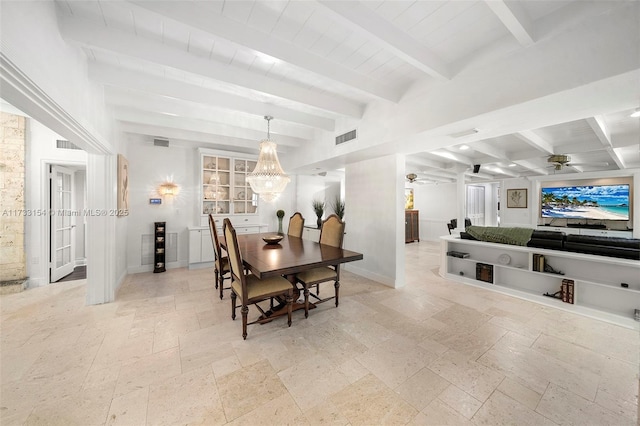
[567,162,609,167]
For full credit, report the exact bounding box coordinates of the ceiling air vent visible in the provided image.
[56,139,81,150]
[154,138,169,147]
[335,129,357,145]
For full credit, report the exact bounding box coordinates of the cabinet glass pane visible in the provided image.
[218,158,230,170]
[203,156,216,169]
[233,160,247,172]
[234,201,246,214]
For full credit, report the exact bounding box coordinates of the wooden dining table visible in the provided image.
[222,233,363,319]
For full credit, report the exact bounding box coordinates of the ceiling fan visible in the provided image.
[406,173,429,184]
[547,154,609,171]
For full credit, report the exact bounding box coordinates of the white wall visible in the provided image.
[344,154,405,288]
[411,182,458,241]
[125,142,196,273]
[499,178,534,228]
[295,175,332,228]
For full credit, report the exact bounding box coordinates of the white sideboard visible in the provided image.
[302,226,320,242]
[440,235,640,329]
[188,222,267,268]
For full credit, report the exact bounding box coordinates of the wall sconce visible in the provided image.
[158,181,179,197]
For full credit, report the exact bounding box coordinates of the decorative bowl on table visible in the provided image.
[262,234,284,245]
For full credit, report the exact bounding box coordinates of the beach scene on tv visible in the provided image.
[541,184,630,220]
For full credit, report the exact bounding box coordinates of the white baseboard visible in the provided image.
[343,264,399,288]
[27,277,47,288]
[187,261,214,270]
[127,260,189,275]
[74,258,87,267]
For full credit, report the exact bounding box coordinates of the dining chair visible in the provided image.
[288,212,305,238]
[223,218,293,340]
[295,214,345,318]
[208,214,231,299]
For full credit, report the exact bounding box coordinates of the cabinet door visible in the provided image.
[188,230,202,263]
[201,231,214,262]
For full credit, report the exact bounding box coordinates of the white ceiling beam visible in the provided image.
[105,89,315,141]
[481,165,519,178]
[485,1,535,47]
[406,156,447,170]
[90,64,335,131]
[119,122,291,153]
[132,1,401,103]
[112,108,304,148]
[469,141,511,160]
[586,116,626,169]
[316,1,450,80]
[513,160,550,175]
[431,150,474,165]
[515,130,555,155]
[60,15,363,118]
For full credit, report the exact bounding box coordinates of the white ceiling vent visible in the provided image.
[335,129,357,145]
[56,140,81,150]
[154,138,169,147]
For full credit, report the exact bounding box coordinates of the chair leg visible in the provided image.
[286,291,292,327]
[334,280,340,307]
[241,305,249,340]
[214,269,219,289]
[303,285,310,318]
[316,283,320,296]
[231,291,237,320]
[219,275,224,300]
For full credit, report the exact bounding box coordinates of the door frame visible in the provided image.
[40,159,86,285]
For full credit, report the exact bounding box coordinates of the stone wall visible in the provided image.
[0,112,27,284]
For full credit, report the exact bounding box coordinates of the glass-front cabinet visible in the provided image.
[198,149,259,225]
[202,155,230,216]
[232,159,258,214]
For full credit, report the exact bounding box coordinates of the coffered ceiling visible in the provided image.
[54,0,640,182]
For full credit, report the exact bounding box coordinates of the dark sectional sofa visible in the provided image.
[461,229,640,261]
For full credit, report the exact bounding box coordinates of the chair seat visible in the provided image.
[232,274,292,301]
[217,256,230,273]
[297,267,337,284]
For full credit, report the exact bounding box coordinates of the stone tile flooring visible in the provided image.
[1,242,638,425]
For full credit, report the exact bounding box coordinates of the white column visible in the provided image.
[344,154,406,288]
[456,170,466,232]
[85,153,117,304]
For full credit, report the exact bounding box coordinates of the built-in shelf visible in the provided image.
[440,235,640,329]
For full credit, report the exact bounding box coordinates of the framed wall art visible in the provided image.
[506,188,527,208]
[117,154,129,215]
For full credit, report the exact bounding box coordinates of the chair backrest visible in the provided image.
[208,214,224,263]
[288,212,305,238]
[319,214,345,248]
[223,218,245,292]
[447,223,454,235]
[450,218,457,229]
[464,218,472,228]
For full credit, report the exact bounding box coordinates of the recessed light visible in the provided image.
[459,145,470,150]
[630,108,640,118]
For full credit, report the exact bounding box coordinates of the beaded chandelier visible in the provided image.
[246,116,290,202]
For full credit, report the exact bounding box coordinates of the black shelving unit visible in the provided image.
[154,222,166,273]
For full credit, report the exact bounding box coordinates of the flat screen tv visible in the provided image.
[541,184,630,220]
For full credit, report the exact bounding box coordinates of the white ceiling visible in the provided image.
[54,0,640,182]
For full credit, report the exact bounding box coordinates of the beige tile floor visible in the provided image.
[1,241,638,425]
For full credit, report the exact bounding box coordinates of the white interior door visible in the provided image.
[50,165,75,282]
[466,185,486,226]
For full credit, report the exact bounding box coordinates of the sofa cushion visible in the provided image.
[531,230,565,241]
[563,242,640,260]
[565,234,640,249]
